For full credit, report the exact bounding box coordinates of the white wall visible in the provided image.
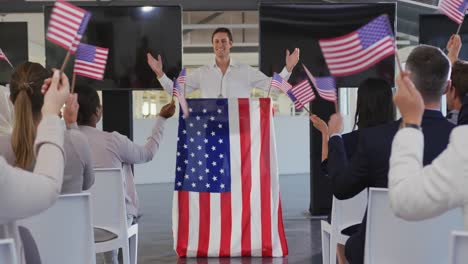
[133,116,310,184]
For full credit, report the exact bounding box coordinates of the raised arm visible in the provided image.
[447,34,462,65]
[389,71,468,220]
[147,53,199,96]
[249,48,300,92]
[115,101,175,164]
[0,70,69,222]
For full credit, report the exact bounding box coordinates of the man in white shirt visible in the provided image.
[147,27,300,98]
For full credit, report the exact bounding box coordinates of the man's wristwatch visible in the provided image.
[402,123,422,130]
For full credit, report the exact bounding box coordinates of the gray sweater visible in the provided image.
[0,128,94,194]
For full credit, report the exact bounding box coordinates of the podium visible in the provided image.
[172,98,288,257]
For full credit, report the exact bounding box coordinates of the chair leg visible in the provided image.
[129,233,138,264]
[122,242,131,264]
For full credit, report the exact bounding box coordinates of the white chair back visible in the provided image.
[365,188,464,264]
[0,239,18,264]
[90,168,138,264]
[18,193,95,264]
[89,168,127,235]
[328,190,368,264]
[449,230,468,264]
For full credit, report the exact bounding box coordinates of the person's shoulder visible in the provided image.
[198,64,213,71]
[360,121,399,138]
[451,125,468,141]
[65,129,91,153]
[66,128,87,141]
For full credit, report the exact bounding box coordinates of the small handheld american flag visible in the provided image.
[70,12,91,54]
[270,73,292,94]
[289,79,316,110]
[438,0,468,25]
[303,64,337,102]
[319,15,395,77]
[46,0,90,52]
[173,68,189,119]
[74,43,108,80]
[0,48,13,69]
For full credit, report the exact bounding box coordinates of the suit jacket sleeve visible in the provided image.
[329,135,370,200]
[388,126,468,221]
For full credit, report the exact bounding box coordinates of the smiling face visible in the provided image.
[212,32,232,59]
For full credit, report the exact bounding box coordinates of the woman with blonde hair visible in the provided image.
[0,69,70,263]
[0,62,94,193]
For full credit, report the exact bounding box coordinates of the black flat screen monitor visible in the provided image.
[420,14,468,60]
[45,5,182,90]
[260,3,396,88]
[0,22,28,85]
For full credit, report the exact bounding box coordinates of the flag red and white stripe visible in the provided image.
[319,15,395,77]
[173,98,288,257]
[46,0,88,51]
[74,43,108,80]
[438,0,468,25]
[0,48,13,68]
[290,79,315,109]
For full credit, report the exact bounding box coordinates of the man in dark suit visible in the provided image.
[327,45,455,264]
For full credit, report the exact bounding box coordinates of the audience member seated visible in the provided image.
[0,62,94,194]
[310,78,394,264]
[0,69,69,263]
[73,85,175,264]
[311,78,395,175]
[447,60,468,125]
[326,45,455,264]
[389,71,468,227]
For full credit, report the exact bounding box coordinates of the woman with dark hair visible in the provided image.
[310,78,394,264]
[73,85,175,264]
[0,62,94,194]
[311,78,395,170]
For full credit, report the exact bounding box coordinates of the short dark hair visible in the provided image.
[354,78,395,130]
[451,60,468,99]
[405,45,450,103]
[211,27,233,43]
[75,85,101,126]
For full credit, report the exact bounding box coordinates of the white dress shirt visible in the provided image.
[158,59,291,98]
[389,126,468,228]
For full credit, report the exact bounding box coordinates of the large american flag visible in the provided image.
[46,0,89,51]
[289,79,316,110]
[438,0,468,24]
[173,68,189,119]
[172,98,288,257]
[303,64,337,102]
[270,73,292,94]
[74,43,108,80]
[0,48,13,68]
[319,15,395,77]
